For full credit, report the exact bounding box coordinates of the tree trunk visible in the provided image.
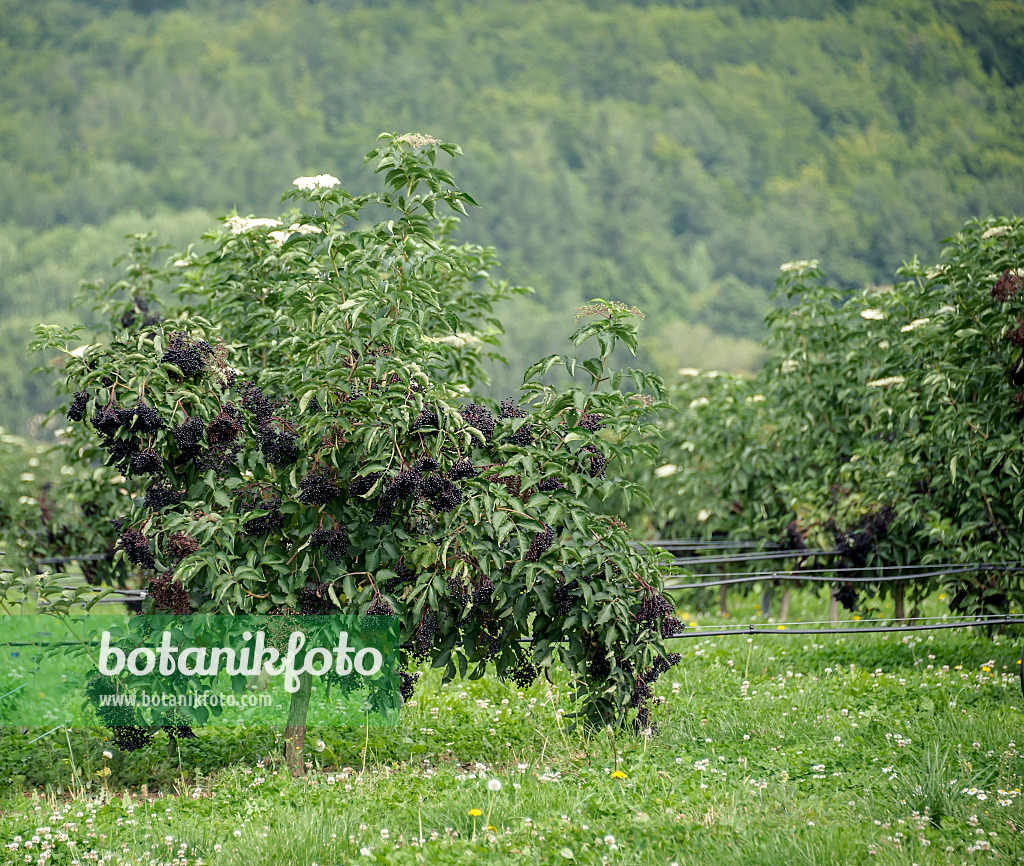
[894,582,906,623]
[760,584,773,618]
[778,587,792,622]
[718,585,729,617]
[284,672,313,777]
[829,586,838,623]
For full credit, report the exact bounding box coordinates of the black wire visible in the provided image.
[663,616,1024,638]
[669,549,837,566]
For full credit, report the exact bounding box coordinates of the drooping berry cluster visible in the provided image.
[238,487,285,536]
[119,401,165,433]
[367,597,395,616]
[67,390,90,421]
[300,581,341,616]
[310,523,349,563]
[460,403,495,441]
[257,421,299,468]
[508,656,538,689]
[428,478,462,513]
[161,331,213,380]
[830,505,894,568]
[240,383,274,421]
[506,423,533,447]
[577,413,605,433]
[399,669,419,702]
[991,270,1023,302]
[148,571,192,614]
[298,467,341,506]
[165,532,200,561]
[1007,318,1024,348]
[499,397,528,419]
[118,528,155,569]
[524,524,556,562]
[102,436,138,471]
[471,577,494,609]
[553,578,578,616]
[92,403,122,436]
[412,406,439,431]
[537,476,564,492]
[206,406,243,447]
[583,445,606,478]
[383,561,416,594]
[446,458,477,481]
[144,480,184,511]
[411,609,438,660]
[635,593,674,627]
[129,449,163,477]
[489,471,522,499]
[349,472,381,498]
[171,416,205,458]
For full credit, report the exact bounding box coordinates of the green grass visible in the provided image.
[2,591,1023,864]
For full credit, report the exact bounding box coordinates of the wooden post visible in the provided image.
[284,671,313,777]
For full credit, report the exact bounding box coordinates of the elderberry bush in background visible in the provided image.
[30,134,679,761]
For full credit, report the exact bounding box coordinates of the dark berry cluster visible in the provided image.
[1007,319,1024,348]
[835,582,859,611]
[660,616,682,638]
[508,657,538,689]
[446,458,477,481]
[165,532,200,561]
[577,413,605,433]
[119,401,165,433]
[299,467,341,506]
[991,270,1023,302]
[129,448,163,476]
[830,505,894,568]
[310,524,349,563]
[300,581,341,616]
[161,331,213,380]
[118,528,155,569]
[499,398,527,419]
[238,489,285,536]
[144,480,184,511]
[172,416,205,458]
[489,471,522,499]
[780,520,807,552]
[447,576,468,605]
[258,421,299,468]
[537,476,564,492]
[206,406,243,447]
[635,593,674,627]
[149,572,192,614]
[411,609,438,660]
[506,423,533,447]
[553,578,578,616]
[399,669,419,702]
[471,577,494,609]
[367,597,395,616]
[416,456,440,473]
[460,403,495,441]
[93,404,122,436]
[102,436,138,470]
[349,472,381,497]
[383,561,415,594]
[584,445,606,478]
[240,383,274,421]
[524,524,556,562]
[67,390,89,421]
[412,406,439,431]
[383,469,422,505]
[428,478,462,513]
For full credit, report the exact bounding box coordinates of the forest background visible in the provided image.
[3,0,1024,436]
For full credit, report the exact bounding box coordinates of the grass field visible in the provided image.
[2,590,1023,865]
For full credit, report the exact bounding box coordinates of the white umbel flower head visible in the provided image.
[654,464,678,478]
[293,174,340,191]
[779,259,819,273]
[900,318,930,332]
[860,309,885,321]
[866,376,906,388]
[226,216,282,235]
[982,225,1011,239]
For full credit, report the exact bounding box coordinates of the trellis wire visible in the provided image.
[662,614,1024,638]
[668,548,837,566]
[662,562,1024,590]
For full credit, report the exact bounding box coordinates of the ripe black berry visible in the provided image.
[118,528,155,569]
[300,581,341,615]
[399,669,419,702]
[446,458,477,481]
[471,578,494,609]
[367,597,394,616]
[67,391,89,422]
[635,593,674,627]
[411,609,438,660]
[102,436,138,469]
[324,528,349,564]
[415,457,440,474]
[372,502,395,525]
[460,403,495,441]
[309,527,333,547]
[240,383,273,421]
[110,726,154,753]
[161,332,212,379]
[553,578,577,616]
[382,469,422,504]
[421,475,445,498]
[299,467,341,506]
[508,657,538,689]
[506,423,533,447]
[430,479,462,513]
[171,416,205,458]
[537,476,564,492]
[577,413,605,433]
[129,448,163,477]
[524,524,556,562]
[499,398,527,419]
[584,445,606,478]
[92,404,123,436]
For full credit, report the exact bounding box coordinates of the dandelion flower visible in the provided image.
[610,770,627,779]
[487,779,502,792]
[468,808,482,817]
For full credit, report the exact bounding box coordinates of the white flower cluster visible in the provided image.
[654,464,678,478]
[269,222,323,246]
[779,259,819,273]
[866,376,906,388]
[860,309,885,321]
[982,224,1011,239]
[293,174,340,191]
[900,318,930,332]
[688,397,710,409]
[226,216,282,235]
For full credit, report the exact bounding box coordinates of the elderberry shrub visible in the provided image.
[411,406,439,430]
[446,458,477,481]
[349,472,381,498]
[323,528,349,564]
[129,448,163,476]
[171,416,205,458]
[148,572,192,614]
[118,528,154,570]
[430,479,462,513]
[299,467,341,506]
[240,383,273,421]
[118,400,165,433]
[206,406,243,446]
[257,421,299,468]
[92,404,122,436]
[399,669,419,702]
[165,532,200,561]
[144,480,184,511]
[161,331,213,380]
[411,609,438,660]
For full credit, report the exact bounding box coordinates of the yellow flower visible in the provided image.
[485,825,497,831]
[852,615,861,621]
[982,666,991,673]
[610,770,627,779]
[777,625,786,630]
[468,809,482,817]
[938,593,947,600]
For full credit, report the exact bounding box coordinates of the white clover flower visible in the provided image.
[315,739,326,753]
[866,376,906,388]
[654,464,678,478]
[982,225,1011,239]
[688,397,710,409]
[677,367,701,377]
[293,174,340,191]
[900,318,930,332]
[860,309,885,321]
[487,779,502,792]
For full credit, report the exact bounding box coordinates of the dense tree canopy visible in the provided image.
[3,0,1024,433]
